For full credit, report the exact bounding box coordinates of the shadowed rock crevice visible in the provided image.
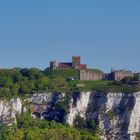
[85,92,136,140]
[116,94,136,140]
[86,91,107,125]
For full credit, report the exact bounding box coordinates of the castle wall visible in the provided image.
[80,69,104,80]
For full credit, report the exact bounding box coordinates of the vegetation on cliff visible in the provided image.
[0,113,99,140]
[0,68,140,140]
[0,68,140,99]
[44,68,79,79]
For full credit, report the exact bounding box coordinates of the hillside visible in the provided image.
[44,68,79,78]
[0,68,140,99]
[0,68,140,140]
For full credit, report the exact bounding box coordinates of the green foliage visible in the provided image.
[0,87,10,98]
[0,68,49,97]
[35,77,49,90]
[1,68,140,140]
[87,120,97,131]
[0,77,13,87]
[0,124,10,140]
[121,76,133,84]
[44,69,79,79]
[135,133,140,140]
[49,76,68,91]
[72,80,140,93]
[0,69,22,82]
[20,68,44,79]
[74,115,98,134]
[0,68,140,99]
[74,115,87,129]
[2,113,99,140]
[134,73,140,81]
[106,110,116,120]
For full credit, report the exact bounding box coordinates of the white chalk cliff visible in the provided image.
[66,91,140,140]
[0,98,22,125]
[66,91,91,126]
[1,92,140,140]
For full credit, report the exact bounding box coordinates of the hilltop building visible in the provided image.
[50,56,87,69]
[109,70,134,81]
[50,56,139,82]
[80,69,104,81]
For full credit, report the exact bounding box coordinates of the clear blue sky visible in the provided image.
[0,0,139,72]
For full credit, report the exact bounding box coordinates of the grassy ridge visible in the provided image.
[68,80,140,93]
[44,69,79,78]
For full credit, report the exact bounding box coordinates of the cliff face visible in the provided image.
[65,91,140,140]
[66,91,91,125]
[29,92,66,121]
[1,92,140,140]
[0,98,22,125]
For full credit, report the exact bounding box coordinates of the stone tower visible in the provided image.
[72,56,80,69]
[50,61,59,69]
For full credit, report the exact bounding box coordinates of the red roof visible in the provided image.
[80,64,87,69]
[58,63,73,69]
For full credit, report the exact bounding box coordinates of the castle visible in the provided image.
[80,69,104,81]
[50,56,87,69]
[109,70,134,81]
[50,56,140,82]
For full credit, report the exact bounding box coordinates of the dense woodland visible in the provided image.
[0,112,100,140]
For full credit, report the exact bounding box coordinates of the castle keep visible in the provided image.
[50,56,87,69]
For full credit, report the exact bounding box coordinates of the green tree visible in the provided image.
[10,84,20,96]
[20,68,44,79]
[122,76,133,84]
[0,77,13,88]
[0,87,10,98]
[35,77,49,90]
[0,124,9,140]
[87,120,96,131]
[74,115,86,129]
[49,76,68,90]
[19,80,35,94]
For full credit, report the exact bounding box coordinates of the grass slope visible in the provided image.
[44,69,79,78]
